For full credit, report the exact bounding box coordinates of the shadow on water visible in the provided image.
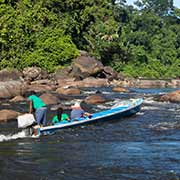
[0,87,180,180]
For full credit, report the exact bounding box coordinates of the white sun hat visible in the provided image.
[71,102,81,109]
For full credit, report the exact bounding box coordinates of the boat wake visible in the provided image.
[0,130,29,142]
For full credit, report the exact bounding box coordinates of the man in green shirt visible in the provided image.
[27,92,47,126]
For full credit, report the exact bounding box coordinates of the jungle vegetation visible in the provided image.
[0,0,180,78]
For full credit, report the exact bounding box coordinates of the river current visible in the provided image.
[0,87,180,180]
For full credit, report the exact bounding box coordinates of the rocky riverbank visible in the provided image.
[0,51,180,122]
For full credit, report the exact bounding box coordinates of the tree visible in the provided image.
[0,1,79,71]
[0,0,179,78]
[134,0,174,16]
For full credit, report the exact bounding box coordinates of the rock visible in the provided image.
[0,109,20,122]
[159,90,180,103]
[170,80,180,87]
[55,54,119,82]
[55,55,104,80]
[55,66,83,80]
[81,78,109,87]
[111,79,133,87]
[84,94,107,104]
[79,50,88,56]
[135,79,170,88]
[101,66,118,80]
[24,84,54,93]
[23,67,48,81]
[56,78,110,88]
[111,79,178,88]
[0,81,25,98]
[57,78,77,87]
[70,66,85,79]
[10,95,26,102]
[30,79,56,86]
[40,93,60,105]
[95,90,102,94]
[112,87,129,92]
[56,87,81,95]
[55,66,74,79]
[72,52,104,78]
[0,69,22,81]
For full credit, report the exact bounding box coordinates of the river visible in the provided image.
[0,87,180,180]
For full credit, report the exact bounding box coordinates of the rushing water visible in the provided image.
[0,87,180,180]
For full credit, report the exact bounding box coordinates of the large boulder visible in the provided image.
[80,78,109,87]
[30,79,57,86]
[22,67,48,81]
[100,66,118,80]
[54,51,120,84]
[57,78,109,88]
[71,51,104,78]
[84,94,107,104]
[170,80,180,87]
[55,53,104,80]
[159,90,180,103]
[57,77,77,87]
[56,87,81,95]
[111,79,178,88]
[0,109,20,122]
[55,66,75,80]
[0,69,22,81]
[112,86,129,93]
[111,79,134,88]
[24,84,54,93]
[10,95,26,102]
[135,79,170,88]
[40,93,60,105]
[0,81,25,98]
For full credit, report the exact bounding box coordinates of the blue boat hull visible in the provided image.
[39,98,143,136]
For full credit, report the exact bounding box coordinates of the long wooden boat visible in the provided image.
[37,98,143,136]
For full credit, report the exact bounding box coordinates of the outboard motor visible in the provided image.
[17,114,38,136]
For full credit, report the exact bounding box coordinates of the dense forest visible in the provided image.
[0,0,180,78]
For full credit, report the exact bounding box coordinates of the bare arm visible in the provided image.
[29,100,33,113]
[84,112,91,117]
[84,112,92,118]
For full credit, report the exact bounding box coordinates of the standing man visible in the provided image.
[27,91,47,126]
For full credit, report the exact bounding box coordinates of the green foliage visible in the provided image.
[134,0,173,16]
[0,1,79,72]
[22,28,79,72]
[0,0,180,78]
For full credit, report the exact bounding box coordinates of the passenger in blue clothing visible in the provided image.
[70,102,91,120]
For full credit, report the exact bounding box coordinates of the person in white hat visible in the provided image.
[70,102,91,120]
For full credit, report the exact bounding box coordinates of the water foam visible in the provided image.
[0,130,28,142]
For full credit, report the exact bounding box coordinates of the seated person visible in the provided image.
[52,107,70,124]
[70,102,91,120]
